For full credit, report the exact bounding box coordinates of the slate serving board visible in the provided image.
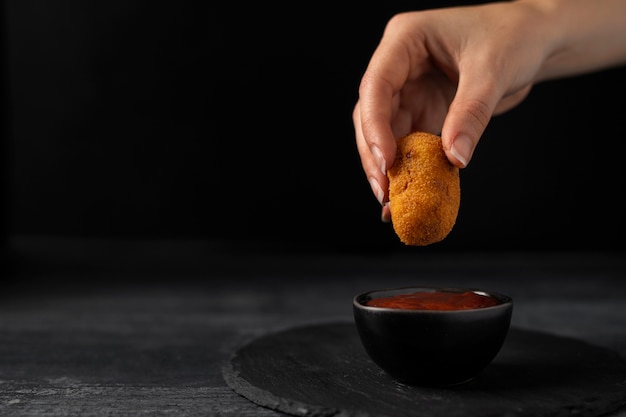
[222,322,626,417]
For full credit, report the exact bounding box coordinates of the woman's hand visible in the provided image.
[353,0,626,222]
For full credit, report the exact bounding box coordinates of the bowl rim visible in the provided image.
[353,285,513,313]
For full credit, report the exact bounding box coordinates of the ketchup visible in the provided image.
[365,290,501,311]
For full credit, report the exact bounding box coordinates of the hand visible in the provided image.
[353,1,556,222]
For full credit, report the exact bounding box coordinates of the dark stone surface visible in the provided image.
[224,322,626,417]
[2,237,626,416]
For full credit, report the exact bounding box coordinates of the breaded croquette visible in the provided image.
[388,131,460,246]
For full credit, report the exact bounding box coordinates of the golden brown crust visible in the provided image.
[388,131,460,246]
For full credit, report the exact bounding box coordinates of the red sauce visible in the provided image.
[365,290,501,311]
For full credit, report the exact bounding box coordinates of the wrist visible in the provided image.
[517,0,626,80]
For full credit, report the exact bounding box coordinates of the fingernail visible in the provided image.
[371,145,387,175]
[368,177,384,205]
[381,202,391,223]
[450,135,473,168]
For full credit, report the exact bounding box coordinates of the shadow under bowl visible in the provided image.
[353,286,513,387]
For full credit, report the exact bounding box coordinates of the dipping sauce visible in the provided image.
[365,290,501,311]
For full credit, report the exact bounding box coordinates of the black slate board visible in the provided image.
[222,322,626,417]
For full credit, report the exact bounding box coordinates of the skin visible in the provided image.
[353,0,626,222]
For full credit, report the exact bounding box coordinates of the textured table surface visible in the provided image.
[2,237,626,416]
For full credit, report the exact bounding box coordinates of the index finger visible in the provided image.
[356,34,414,172]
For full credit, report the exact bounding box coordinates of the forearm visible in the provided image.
[519,0,626,81]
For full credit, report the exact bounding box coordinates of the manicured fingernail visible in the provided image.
[381,202,391,223]
[450,135,473,168]
[368,177,384,205]
[371,145,387,175]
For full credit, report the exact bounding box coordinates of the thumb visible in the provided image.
[441,76,500,168]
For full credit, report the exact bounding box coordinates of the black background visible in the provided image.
[3,0,626,253]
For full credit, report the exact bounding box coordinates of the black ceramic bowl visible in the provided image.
[353,286,513,386]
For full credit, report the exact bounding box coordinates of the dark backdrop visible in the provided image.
[4,1,626,253]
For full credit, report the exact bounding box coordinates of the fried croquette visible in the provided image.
[388,131,460,246]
